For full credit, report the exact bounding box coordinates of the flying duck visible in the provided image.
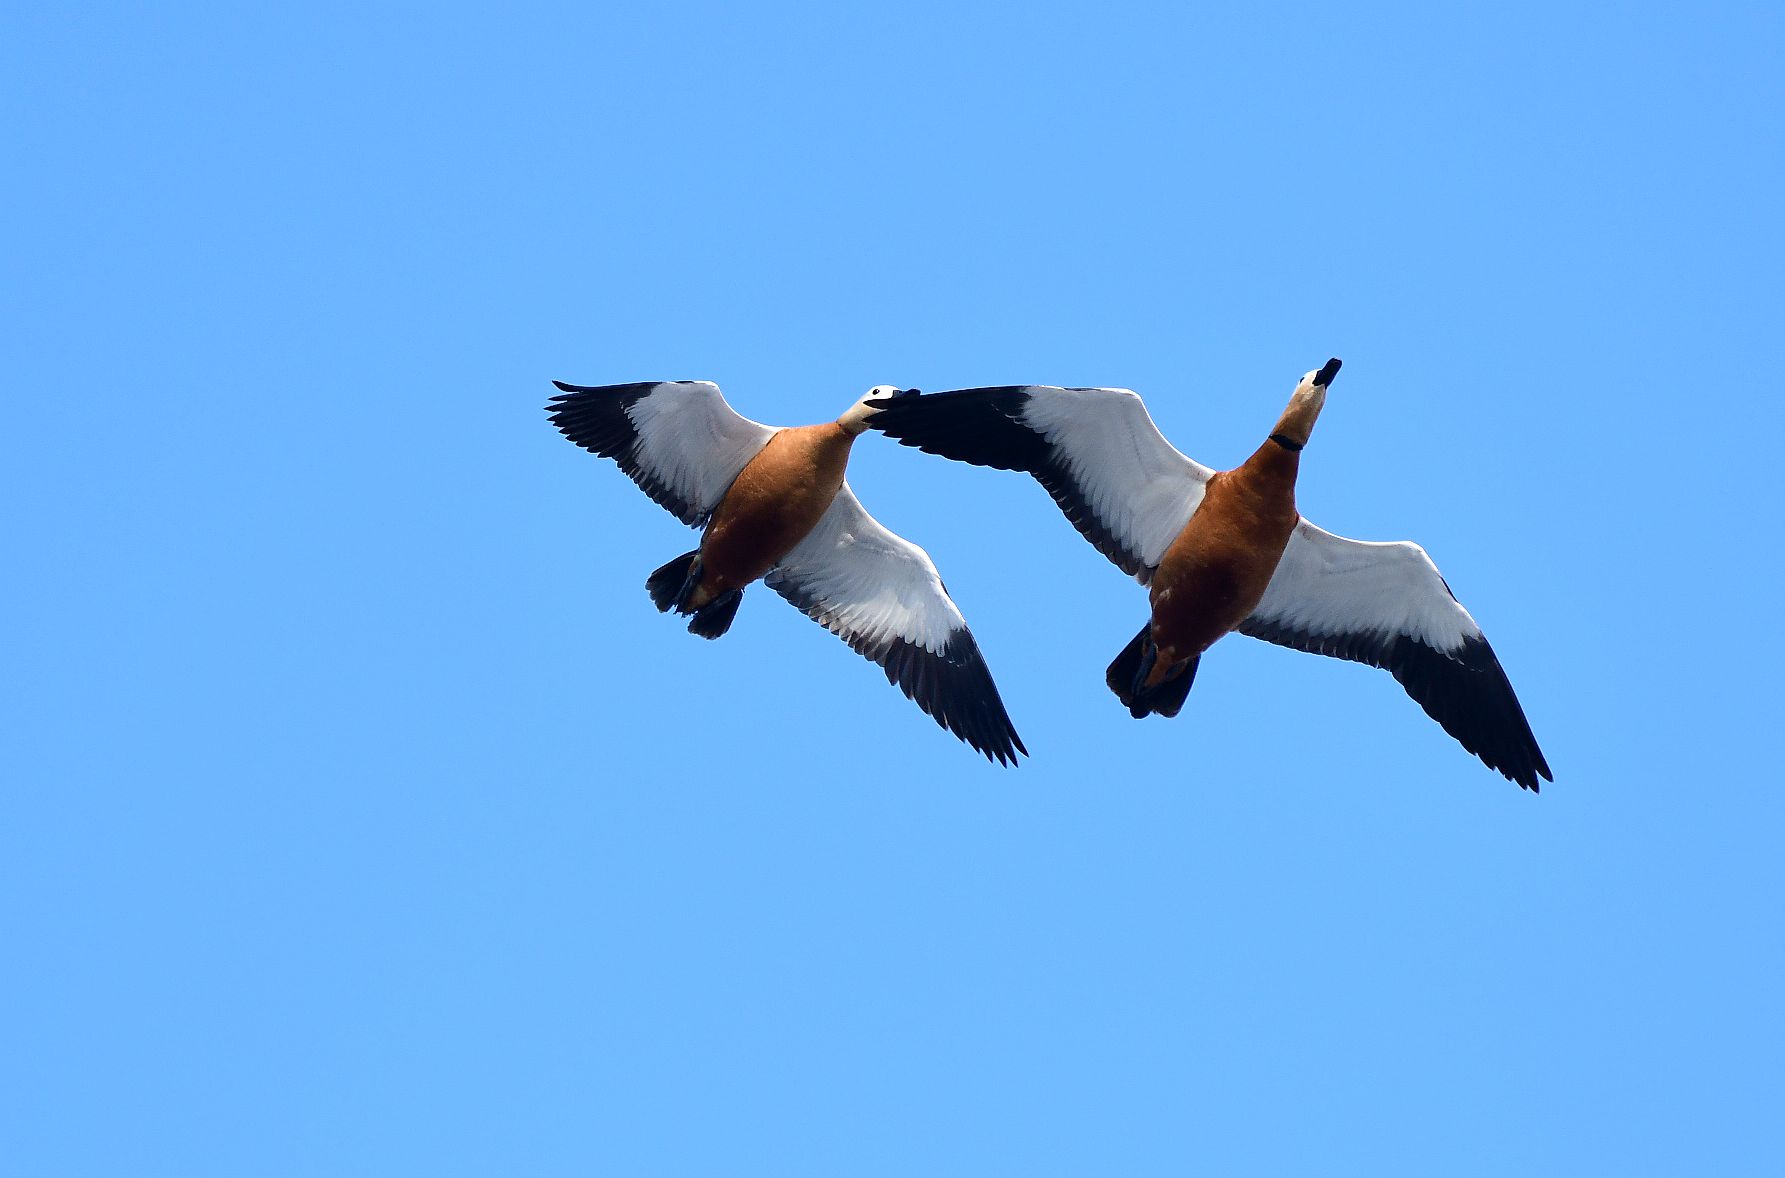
[546,379,1026,765]
[865,361,1552,790]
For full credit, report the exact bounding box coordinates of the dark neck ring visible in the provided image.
[1268,433,1304,452]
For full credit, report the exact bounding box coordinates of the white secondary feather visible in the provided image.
[1249,519,1485,654]
[1017,388,1215,574]
[626,381,779,524]
[766,484,962,655]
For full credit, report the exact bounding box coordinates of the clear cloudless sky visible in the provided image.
[5,2,1782,1174]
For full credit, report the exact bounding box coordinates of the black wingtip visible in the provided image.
[857,627,1026,767]
[1518,756,1554,793]
[1237,621,1551,793]
[986,723,1029,768]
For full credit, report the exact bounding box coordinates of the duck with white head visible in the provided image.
[546,379,1024,765]
[866,358,1551,791]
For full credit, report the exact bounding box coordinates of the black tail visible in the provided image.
[1106,623,1152,712]
[686,588,743,639]
[645,550,743,639]
[1105,622,1199,719]
[646,551,701,613]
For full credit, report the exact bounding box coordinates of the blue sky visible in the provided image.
[5,2,1781,1173]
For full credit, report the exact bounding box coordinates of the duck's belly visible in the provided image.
[1148,491,1297,662]
[694,427,847,599]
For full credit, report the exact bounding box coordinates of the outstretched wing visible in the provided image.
[546,380,778,526]
[1240,519,1552,791]
[765,485,1027,766]
[867,386,1213,582]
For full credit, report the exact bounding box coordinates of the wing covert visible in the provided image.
[765,486,1026,765]
[547,380,778,526]
[867,386,1212,580]
[1240,520,1552,790]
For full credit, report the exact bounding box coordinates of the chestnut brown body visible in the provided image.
[685,423,855,609]
[860,359,1553,788]
[1144,443,1300,687]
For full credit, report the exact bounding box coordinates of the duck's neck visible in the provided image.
[1267,384,1326,451]
[810,421,861,480]
[1236,386,1323,487]
[1242,433,1301,487]
[836,402,875,436]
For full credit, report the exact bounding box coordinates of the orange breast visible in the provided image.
[1147,463,1299,664]
[693,424,853,601]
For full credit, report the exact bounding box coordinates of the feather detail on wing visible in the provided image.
[547,380,778,526]
[1240,519,1552,790]
[867,386,1213,581]
[765,485,1026,766]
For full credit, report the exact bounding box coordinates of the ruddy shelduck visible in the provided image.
[546,379,1026,765]
[866,361,1551,790]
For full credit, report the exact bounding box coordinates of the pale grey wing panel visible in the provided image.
[766,486,1026,765]
[1247,520,1481,655]
[548,380,778,526]
[1240,520,1552,790]
[867,386,1212,580]
[1018,388,1214,574]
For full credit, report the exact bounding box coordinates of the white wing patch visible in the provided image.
[1241,517,1551,790]
[1249,519,1484,655]
[548,379,780,526]
[1018,388,1215,575]
[624,382,779,524]
[766,484,1026,765]
[767,485,961,655]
